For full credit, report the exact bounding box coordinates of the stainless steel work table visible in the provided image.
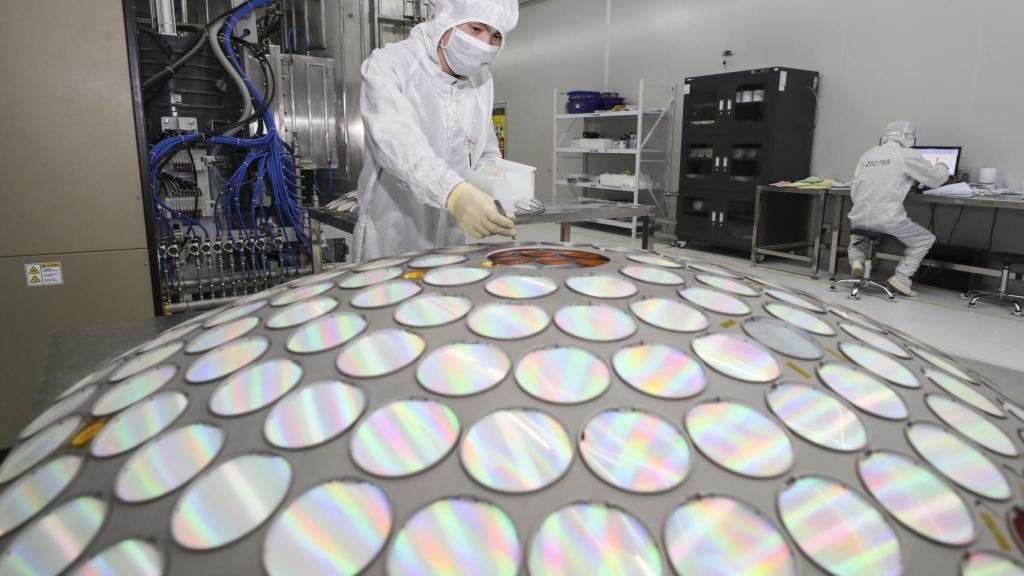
[308,199,655,270]
[750,185,829,278]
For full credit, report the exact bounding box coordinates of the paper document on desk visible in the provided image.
[923,182,973,197]
[973,186,1019,196]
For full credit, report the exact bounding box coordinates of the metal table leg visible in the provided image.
[828,194,844,280]
[809,190,825,279]
[560,222,572,243]
[311,220,323,274]
[641,216,652,250]
[751,186,763,267]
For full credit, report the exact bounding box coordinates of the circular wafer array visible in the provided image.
[1,243,1023,576]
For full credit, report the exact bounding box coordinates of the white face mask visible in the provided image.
[442,27,500,77]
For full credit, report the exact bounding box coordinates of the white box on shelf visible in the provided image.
[575,138,614,151]
[596,173,654,189]
[598,173,635,188]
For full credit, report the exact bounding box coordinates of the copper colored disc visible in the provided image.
[1011,507,1024,550]
[558,251,604,260]
[521,250,556,258]
[494,257,532,266]
[536,258,573,266]
[575,258,607,268]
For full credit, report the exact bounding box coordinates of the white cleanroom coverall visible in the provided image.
[847,123,949,287]
[353,0,518,261]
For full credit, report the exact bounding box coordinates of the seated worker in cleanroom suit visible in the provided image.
[353,0,519,261]
[847,121,949,297]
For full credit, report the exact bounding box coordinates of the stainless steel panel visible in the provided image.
[377,0,406,17]
[373,0,431,48]
[180,0,232,26]
[287,0,327,50]
[276,50,339,169]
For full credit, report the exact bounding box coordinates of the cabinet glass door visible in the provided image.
[725,72,780,132]
[728,143,764,182]
[683,143,716,180]
[723,199,756,246]
[676,191,718,242]
[731,81,771,124]
[685,85,720,128]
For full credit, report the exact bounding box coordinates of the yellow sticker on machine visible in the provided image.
[25,261,63,287]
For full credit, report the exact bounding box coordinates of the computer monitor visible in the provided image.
[912,146,961,177]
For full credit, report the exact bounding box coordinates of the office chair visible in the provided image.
[962,252,1024,317]
[830,229,896,301]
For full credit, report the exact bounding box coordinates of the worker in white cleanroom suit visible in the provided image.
[353,0,519,261]
[847,121,949,296]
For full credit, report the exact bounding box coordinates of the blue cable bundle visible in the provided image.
[148,0,310,274]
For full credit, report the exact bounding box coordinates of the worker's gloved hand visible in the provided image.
[446,183,516,239]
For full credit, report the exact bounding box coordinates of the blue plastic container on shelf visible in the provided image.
[566,91,600,114]
[599,92,625,110]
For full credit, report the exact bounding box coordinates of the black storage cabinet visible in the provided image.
[676,67,819,251]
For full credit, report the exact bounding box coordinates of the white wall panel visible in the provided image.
[493,0,605,202]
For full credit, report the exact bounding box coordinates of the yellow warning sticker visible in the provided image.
[25,262,63,287]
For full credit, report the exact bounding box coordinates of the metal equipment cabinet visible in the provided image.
[675,67,819,251]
